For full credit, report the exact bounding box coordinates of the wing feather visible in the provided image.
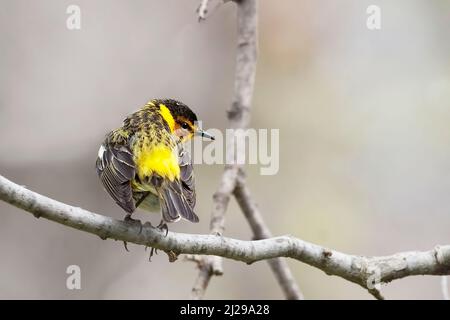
[178,147,196,208]
[160,181,198,223]
[96,143,136,213]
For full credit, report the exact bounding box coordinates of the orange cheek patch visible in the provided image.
[173,120,195,142]
[177,117,194,130]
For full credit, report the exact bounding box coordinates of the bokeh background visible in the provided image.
[1,0,449,299]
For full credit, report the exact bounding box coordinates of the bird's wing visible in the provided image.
[158,144,199,223]
[96,143,136,213]
[178,145,196,208]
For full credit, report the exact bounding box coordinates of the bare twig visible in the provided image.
[1,174,450,299]
[190,257,213,299]
[197,0,210,20]
[189,0,259,299]
[192,0,303,299]
[208,0,258,238]
[197,0,230,21]
[210,167,239,236]
[228,0,257,131]
[234,170,304,299]
[187,253,222,298]
[188,165,237,299]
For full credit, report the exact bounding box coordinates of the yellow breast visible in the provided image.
[134,143,180,183]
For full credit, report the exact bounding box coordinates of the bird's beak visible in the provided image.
[195,128,215,140]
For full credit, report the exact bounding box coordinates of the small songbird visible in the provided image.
[96,99,214,230]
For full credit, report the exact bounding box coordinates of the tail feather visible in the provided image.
[160,182,199,223]
[160,188,181,222]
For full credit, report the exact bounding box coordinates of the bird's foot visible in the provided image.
[124,214,143,233]
[143,221,153,228]
[143,221,168,260]
[146,248,176,262]
[157,220,168,237]
[148,247,159,262]
[122,214,143,252]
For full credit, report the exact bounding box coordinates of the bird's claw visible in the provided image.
[157,220,168,237]
[148,247,159,262]
[122,214,143,252]
[146,221,168,261]
[124,214,143,234]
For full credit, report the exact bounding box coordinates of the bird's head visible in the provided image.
[156,99,215,143]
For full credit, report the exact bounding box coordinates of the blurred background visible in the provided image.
[1,0,449,299]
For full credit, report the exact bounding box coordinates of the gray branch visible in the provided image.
[2,174,450,299]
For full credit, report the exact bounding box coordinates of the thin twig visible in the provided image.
[192,0,303,300]
[2,174,450,299]
[197,0,230,21]
[189,0,258,299]
[234,170,304,300]
[188,165,237,298]
[197,0,210,21]
[191,257,213,299]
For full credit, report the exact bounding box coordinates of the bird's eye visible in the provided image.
[181,122,190,130]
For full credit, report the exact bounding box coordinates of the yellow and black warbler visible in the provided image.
[96,99,214,227]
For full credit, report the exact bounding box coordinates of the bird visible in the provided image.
[95,99,214,232]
